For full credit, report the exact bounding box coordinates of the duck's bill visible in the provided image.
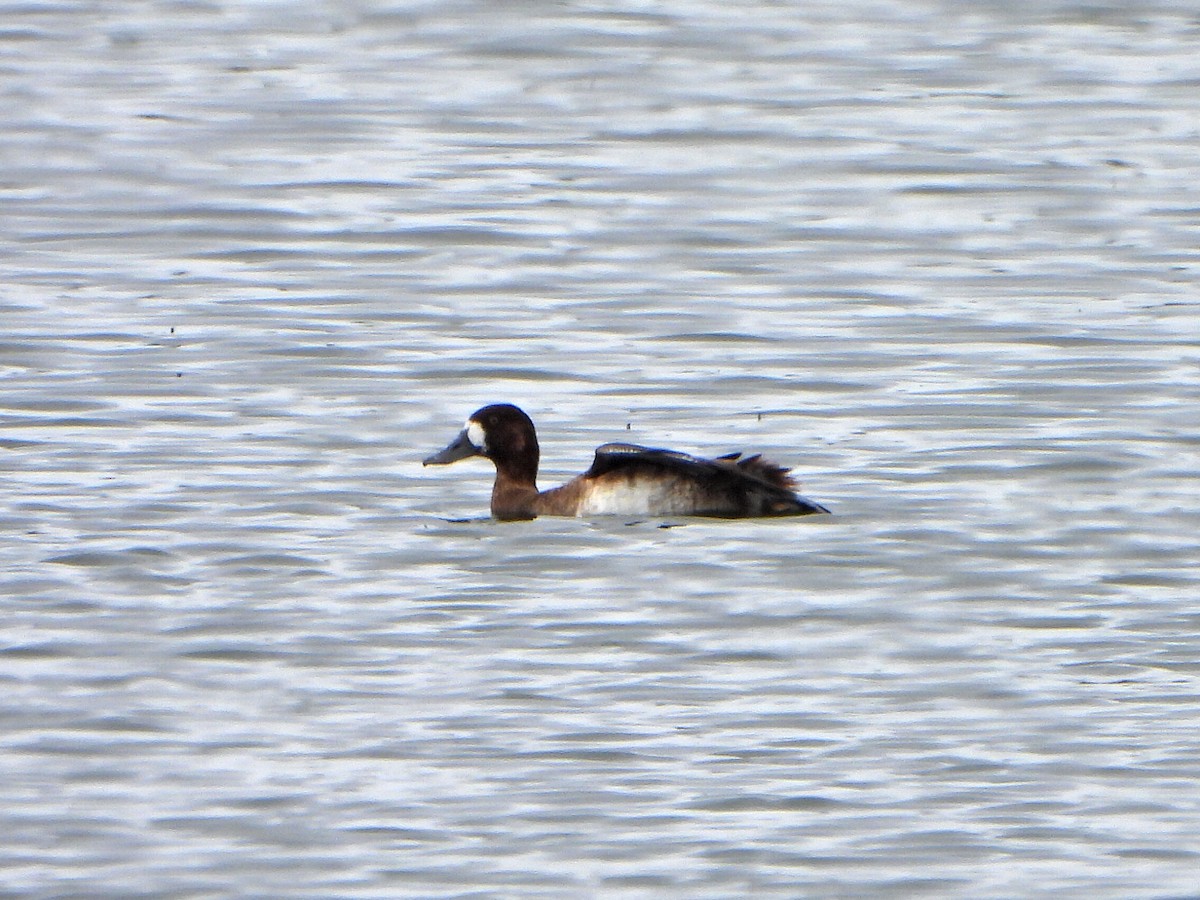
[423,429,480,466]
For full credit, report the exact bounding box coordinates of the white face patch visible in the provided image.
[465,419,487,454]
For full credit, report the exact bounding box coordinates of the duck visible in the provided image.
[422,404,830,521]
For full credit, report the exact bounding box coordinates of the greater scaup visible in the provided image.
[423,404,830,521]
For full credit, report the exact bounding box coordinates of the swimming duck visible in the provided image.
[423,404,829,521]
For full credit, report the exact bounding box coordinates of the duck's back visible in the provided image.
[538,443,828,518]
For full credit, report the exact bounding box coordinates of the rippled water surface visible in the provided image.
[3,0,1199,896]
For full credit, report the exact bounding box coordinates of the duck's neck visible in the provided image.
[492,472,540,520]
[491,468,539,521]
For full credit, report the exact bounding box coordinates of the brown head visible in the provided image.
[422,403,540,485]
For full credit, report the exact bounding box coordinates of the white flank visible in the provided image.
[575,478,693,516]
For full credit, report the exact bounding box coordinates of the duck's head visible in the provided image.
[423,404,540,479]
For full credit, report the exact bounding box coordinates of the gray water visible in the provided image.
[3,0,1199,897]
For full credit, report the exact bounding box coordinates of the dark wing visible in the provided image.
[586,442,724,479]
[587,443,790,487]
[585,443,829,516]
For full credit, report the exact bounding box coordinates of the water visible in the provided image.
[3,0,1199,896]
